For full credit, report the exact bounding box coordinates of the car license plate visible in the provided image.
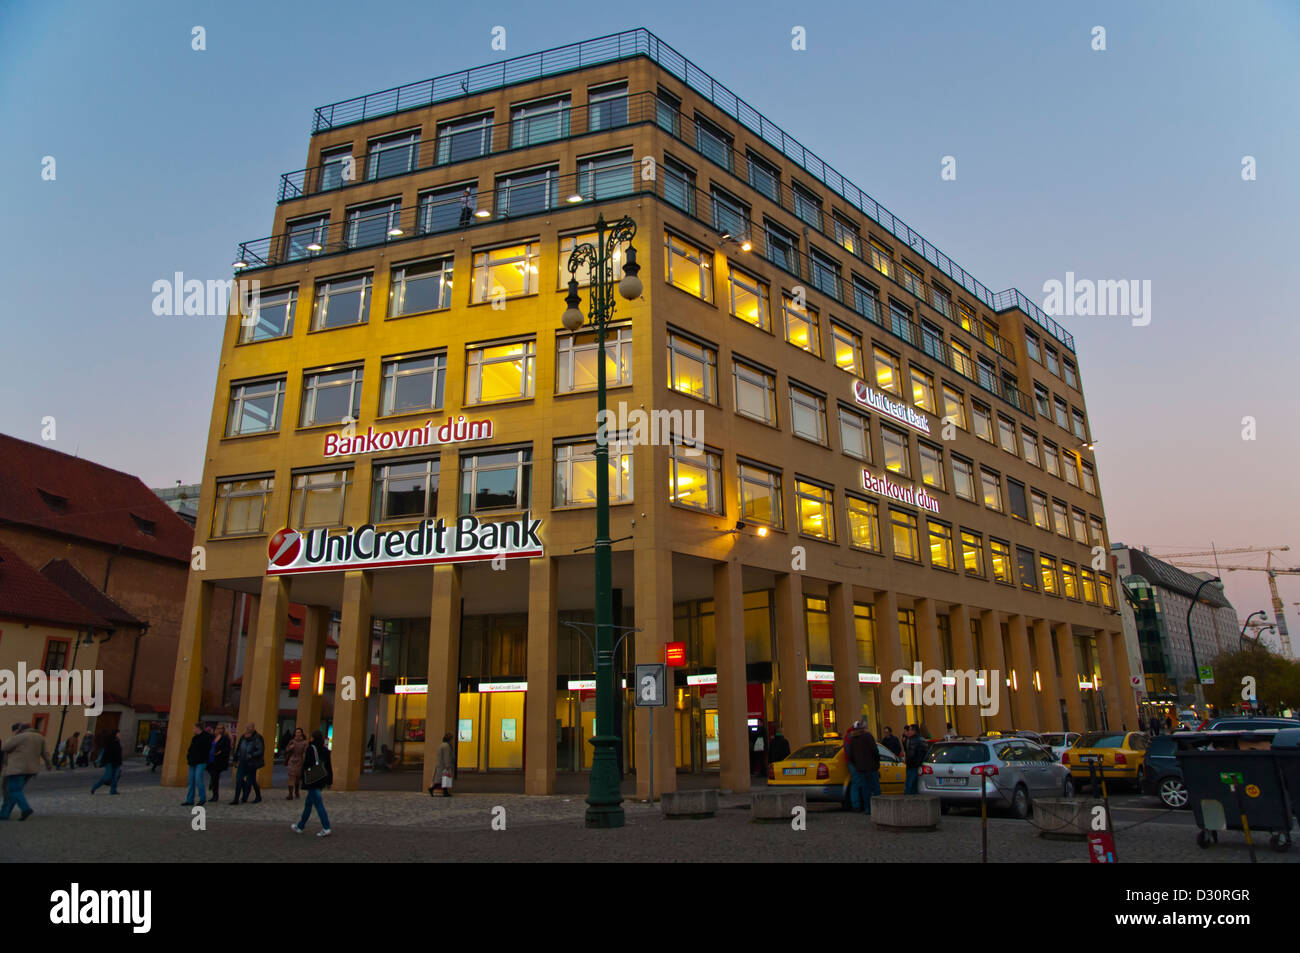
[782,767,806,776]
[937,777,968,786]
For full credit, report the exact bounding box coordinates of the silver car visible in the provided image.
[920,738,1075,818]
[1039,731,1081,761]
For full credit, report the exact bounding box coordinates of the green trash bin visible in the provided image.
[1176,747,1294,852]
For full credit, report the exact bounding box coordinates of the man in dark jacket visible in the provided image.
[182,723,212,805]
[846,721,881,814]
[903,724,929,794]
[880,726,903,758]
[767,725,791,764]
[89,730,123,795]
[232,723,265,804]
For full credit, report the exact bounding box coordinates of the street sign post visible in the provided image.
[635,663,667,804]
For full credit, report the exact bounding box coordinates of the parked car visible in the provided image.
[767,739,905,807]
[1040,732,1081,760]
[1206,716,1300,731]
[1177,709,1200,729]
[920,738,1074,818]
[1062,730,1149,789]
[1144,729,1285,809]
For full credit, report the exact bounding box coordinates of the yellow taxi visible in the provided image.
[766,735,905,807]
[1061,730,1149,789]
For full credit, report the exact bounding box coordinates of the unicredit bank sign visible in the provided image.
[852,380,931,435]
[266,514,543,575]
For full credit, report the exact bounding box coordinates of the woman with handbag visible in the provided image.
[289,730,332,837]
[428,732,454,797]
[283,728,308,800]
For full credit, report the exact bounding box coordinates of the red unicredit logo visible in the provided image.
[268,527,302,568]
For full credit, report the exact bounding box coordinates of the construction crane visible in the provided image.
[1154,545,1296,659]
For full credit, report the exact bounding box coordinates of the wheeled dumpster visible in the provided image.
[1176,747,1294,852]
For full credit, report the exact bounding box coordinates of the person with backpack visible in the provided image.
[290,730,332,837]
[903,724,929,794]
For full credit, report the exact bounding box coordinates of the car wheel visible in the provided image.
[1062,776,1075,797]
[1011,784,1031,819]
[1158,776,1189,810]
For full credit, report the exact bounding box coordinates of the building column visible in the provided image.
[1006,614,1036,729]
[827,582,861,733]
[236,592,259,728]
[1094,626,1122,732]
[947,604,980,737]
[979,609,1013,730]
[713,559,749,794]
[913,598,946,739]
[163,576,213,787]
[524,556,558,795]
[245,574,290,789]
[874,589,905,733]
[1108,629,1140,729]
[423,564,463,795]
[774,573,811,748]
[296,605,329,735]
[331,570,372,791]
[1056,622,1085,733]
[634,547,675,800]
[1031,619,1063,731]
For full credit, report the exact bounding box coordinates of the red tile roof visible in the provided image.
[39,559,146,630]
[0,433,193,562]
[0,541,110,630]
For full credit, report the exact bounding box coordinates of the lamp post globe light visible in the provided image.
[562,214,640,829]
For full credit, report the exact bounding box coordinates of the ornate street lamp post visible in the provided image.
[562,214,641,829]
[1185,576,1222,709]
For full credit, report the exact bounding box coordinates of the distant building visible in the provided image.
[151,483,201,526]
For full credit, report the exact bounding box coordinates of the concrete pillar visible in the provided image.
[827,582,861,733]
[979,609,1013,730]
[634,547,675,800]
[296,605,329,735]
[1006,614,1036,729]
[1108,630,1140,729]
[1095,626,1122,732]
[713,559,749,794]
[774,573,811,747]
[246,574,290,789]
[874,589,905,733]
[1056,622,1085,733]
[947,604,980,736]
[914,598,946,738]
[524,556,558,795]
[331,570,372,791]
[236,592,259,728]
[163,576,213,787]
[423,563,463,794]
[1032,619,1063,731]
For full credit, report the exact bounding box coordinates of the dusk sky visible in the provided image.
[2,0,1296,647]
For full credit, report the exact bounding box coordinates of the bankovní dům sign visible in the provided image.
[266,515,543,575]
[852,380,931,435]
[861,470,941,514]
[323,415,493,459]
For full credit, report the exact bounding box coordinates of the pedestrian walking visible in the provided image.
[903,724,929,794]
[429,732,454,797]
[1,722,52,820]
[78,733,94,767]
[63,732,81,770]
[284,727,308,800]
[182,723,212,805]
[231,723,265,804]
[208,723,231,802]
[846,720,881,814]
[290,730,332,837]
[880,726,903,758]
[89,729,123,795]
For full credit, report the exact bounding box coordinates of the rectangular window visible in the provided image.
[558,231,632,288]
[587,82,628,132]
[556,326,632,394]
[961,529,985,577]
[1040,554,1059,595]
[667,331,718,403]
[1031,489,1050,530]
[389,258,452,317]
[670,442,721,512]
[512,96,570,147]
[1072,507,1088,543]
[747,151,780,201]
[734,359,777,425]
[981,469,1003,512]
[1081,461,1097,495]
[311,274,371,330]
[436,113,492,164]
[656,88,681,136]
[1053,499,1070,538]
[239,286,296,343]
[810,249,841,300]
[1080,568,1098,604]
[472,243,540,302]
[874,346,902,394]
[711,185,750,240]
[952,457,976,501]
[1007,478,1029,522]
[345,199,401,249]
[881,426,911,478]
[1100,573,1115,609]
[737,461,783,529]
[1045,346,1060,376]
[852,275,882,324]
[832,214,861,256]
[1034,383,1051,417]
[366,130,418,181]
[889,300,916,345]
[868,239,892,278]
[847,495,881,552]
[665,232,714,302]
[764,219,798,273]
[930,287,953,320]
[1043,441,1061,477]
[300,364,363,427]
[955,302,975,333]
[495,166,558,218]
[1063,451,1080,487]
[972,401,993,443]
[920,320,945,363]
[318,145,352,192]
[466,339,536,404]
[1064,360,1079,389]
[1089,516,1105,548]
[1025,331,1042,363]
[977,356,997,392]
[371,457,439,522]
[793,184,823,230]
[694,115,733,170]
[998,415,1018,455]
[942,384,967,431]
[212,475,273,537]
[663,156,696,214]
[462,448,532,513]
[796,480,836,541]
[289,468,351,528]
[838,405,870,461]
[1072,409,1089,441]
[1054,396,1070,429]
[577,150,634,200]
[990,539,1012,584]
[928,521,955,570]
[830,322,863,374]
[782,295,820,355]
[900,262,925,298]
[418,183,474,235]
[789,385,828,445]
[285,214,328,261]
[553,439,632,507]
[1062,562,1079,600]
[890,508,919,561]
[728,266,770,330]
[1021,428,1040,467]
[950,339,975,380]
[911,367,937,413]
[919,442,945,491]
[1017,546,1037,591]
[380,351,446,417]
[226,376,285,436]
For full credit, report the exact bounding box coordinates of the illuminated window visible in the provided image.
[919,442,945,490]
[790,385,828,445]
[1063,452,1080,487]
[874,346,902,394]
[980,469,1003,512]
[796,480,836,541]
[664,232,714,302]
[1017,546,1037,591]
[928,521,955,570]
[226,376,285,436]
[1061,561,1079,599]
[289,467,352,528]
[1053,499,1070,538]
[380,351,446,416]
[890,508,919,561]
[950,339,975,379]
[466,339,536,404]
[1099,572,1115,608]
[868,239,892,278]
[911,367,936,412]
[312,273,371,329]
[838,405,870,461]
[553,439,633,507]
[1043,441,1061,477]
[212,475,273,537]
[847,496,880,551]
[669,443,721,512]
[1080,568,1098,604]
[734,359,777,425]
[390,258,453,316]
[300,364,363,427]
[472,243,540,302]
[952,457,975,501]
[738,461,783,529]
[833,214,861,255]
[998,415,1018,455]
[961,529,985,577]
[556,326,632,394]
[1030,490,1050,530]
[942,384,967,431]
[728,267,770,330]
[972,401,993,443]
[1040,555,1059,595]
[955,302,975,333]
[666,331,717,403]
[1071,507,1088,543]
[461,448,532,513]
[1021,428,1040,467]
[783,295,821,355]
[558,231,630,288]
[1081,461,1097,495]
[371,458,439,522]
[831,322,863,374]
[990,539,1012,584]
[882,426,911,478]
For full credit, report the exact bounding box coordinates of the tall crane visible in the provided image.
[1154,545,1296,659]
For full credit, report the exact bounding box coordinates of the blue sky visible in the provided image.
[2,0,1297,639]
